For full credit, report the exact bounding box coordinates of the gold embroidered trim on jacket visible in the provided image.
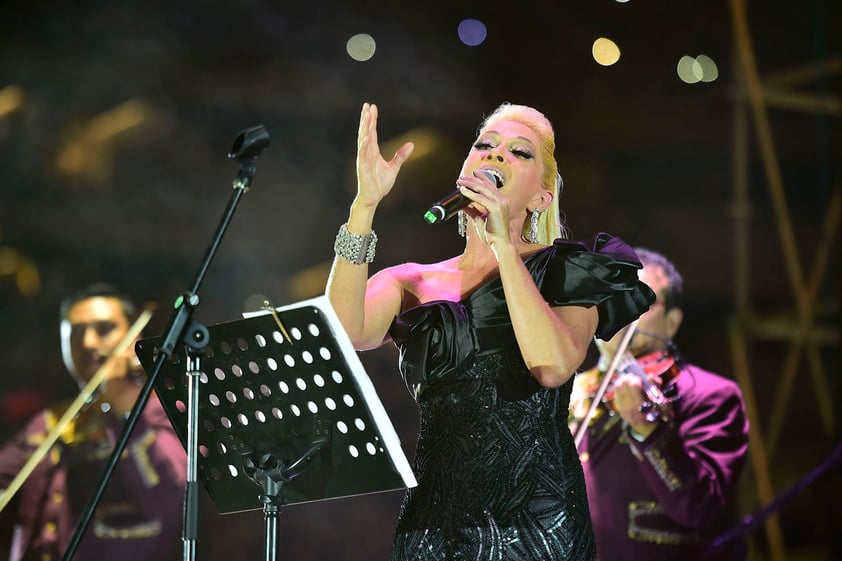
[130,430,160,487]
[643,445,681,491]
[92,503,163,539]
[627,501,699,545]
[93,519,162,539]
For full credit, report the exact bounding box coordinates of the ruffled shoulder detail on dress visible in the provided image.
[527,232,655,340]
[391,301,474,400]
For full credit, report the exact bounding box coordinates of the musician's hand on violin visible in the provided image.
[99,351,144,417]
[612,373,658,438]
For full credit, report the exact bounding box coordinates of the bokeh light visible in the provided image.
[0,247,18,276]
[677,55,702,83]
[696,54,719,82]
[346,34,376,61]
[16,262,40,296]
[592,37,621,66]
[0,85,25,117]
[0,247,40,296]
[457,19,487,47]
[677,54,718,84]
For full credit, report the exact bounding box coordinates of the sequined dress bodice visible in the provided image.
[388,235,655,561]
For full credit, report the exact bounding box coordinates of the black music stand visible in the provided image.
[135,295,416,560]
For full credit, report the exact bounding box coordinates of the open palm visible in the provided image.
[355,103,414,207]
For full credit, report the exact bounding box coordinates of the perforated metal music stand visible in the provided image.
[135,296,416,559]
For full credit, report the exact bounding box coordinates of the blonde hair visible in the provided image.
[479,103,569,243]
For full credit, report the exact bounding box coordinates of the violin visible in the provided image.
[599,349,681,423]
[51,397,111,448]
[572,319,683,450]
[0,308,152,515]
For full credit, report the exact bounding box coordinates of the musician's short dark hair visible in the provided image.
[59,283,137,323]
[633,248,683,311]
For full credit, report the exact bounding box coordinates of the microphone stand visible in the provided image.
[707,442,842,557]
[61,125,270,561]
[242,436,329,561]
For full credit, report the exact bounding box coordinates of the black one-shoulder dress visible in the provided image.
[388,234,655,561]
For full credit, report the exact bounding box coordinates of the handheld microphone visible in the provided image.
[423,169,502,224]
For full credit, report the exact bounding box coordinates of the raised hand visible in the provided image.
[355,103,414,208]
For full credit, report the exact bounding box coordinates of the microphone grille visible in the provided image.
[477,169,503,188]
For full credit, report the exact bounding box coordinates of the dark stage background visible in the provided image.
[0,1,838,560]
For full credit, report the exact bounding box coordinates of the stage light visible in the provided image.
[457,19,487,47]
[54,99,157,183]
[0,85,24,117]
[15,262,40,297]
[0,246,40,296]
[0,247,18,276]
[696,54,719,82]
[677,55,702,84]
[677,55,718,84]
[347,34,376,61]
[592,37,621,66]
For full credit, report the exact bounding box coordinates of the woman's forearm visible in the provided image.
[493,242,596,387]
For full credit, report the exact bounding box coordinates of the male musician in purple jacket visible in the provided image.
[570,249,750,561]
[0,284,186,561]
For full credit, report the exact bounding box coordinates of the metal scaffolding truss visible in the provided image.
[728,0,840,559]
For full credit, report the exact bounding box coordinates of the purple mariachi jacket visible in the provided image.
[575,363,749,561]
[0,394,187,561]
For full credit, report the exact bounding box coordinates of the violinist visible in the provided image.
[569,248,749,561]
[0,284,186,561]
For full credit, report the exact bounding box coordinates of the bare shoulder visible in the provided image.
[376,259,455,285]
[374,258,460,310]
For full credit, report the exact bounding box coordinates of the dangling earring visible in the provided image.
[458,211,468,238]
[528,208,541,243]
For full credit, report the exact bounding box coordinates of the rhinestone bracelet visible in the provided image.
[334,223,377,264]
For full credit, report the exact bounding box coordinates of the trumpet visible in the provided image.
[0,306,153,513]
